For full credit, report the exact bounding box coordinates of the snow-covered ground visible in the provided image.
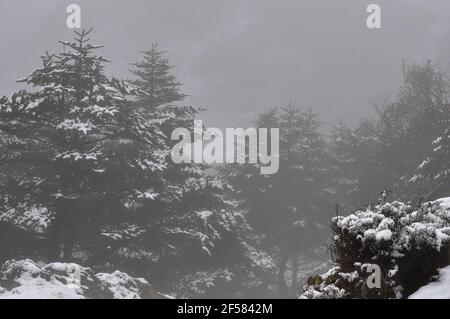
[436,197,450,211]
[0,259,166,299]
[409,266,450,299]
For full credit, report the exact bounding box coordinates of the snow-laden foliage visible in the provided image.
[300,266,347,299]
[226,105,334,297]
[301,197,450,299]
[0,204,52,234]
[411,124,450,198]
[0,259,163,299]
[0,29,167,261]
[0,30,274,298]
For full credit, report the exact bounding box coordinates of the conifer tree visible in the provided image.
[131,43,186,108]
[227,104,332,297]
[102,42,276,297]
[0,30,274,298]
[0,29,166,260]
[410,103,450,199]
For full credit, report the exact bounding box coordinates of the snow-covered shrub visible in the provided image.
[301,197,450,299]
[0,259,165,299]
[300,266,348,299]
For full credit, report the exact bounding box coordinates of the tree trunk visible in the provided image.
[277,248,290,297]
[291,251,299,296]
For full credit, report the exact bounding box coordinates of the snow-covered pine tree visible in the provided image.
[328,122,360,212]
[97,43,276,298]
[410,102,450,199]
[131,43,186,109]
[0,30,274,298]
[0,29,168,261]
[277,104,332,295]
[370,62,449,202]
[227,104,332,297]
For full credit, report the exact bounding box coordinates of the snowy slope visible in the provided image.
[409,266,450,299]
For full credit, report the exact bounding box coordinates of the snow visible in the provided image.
[0,204,53,234]
[85,104,118,117]
[300,284,346,299]
[0,260,83,299]
[375,229,393,242]
[55,151,101,162]
[432,137,442,145]
[135,189,159,200]
[180,269,234,296]
[196,210,213,223]
[25,98,45,111]
[242,242,276,270]
[0,259,159,299]
[333,199,450,251]
[96,271,144,299]
[436,197,450,210]
[101,224,146,241]
[57,119,96,135]
[409,266,450,299]
[303,197,450,299]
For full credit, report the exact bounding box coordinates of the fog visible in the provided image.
[2,0,450,128]
[1,1,450,299]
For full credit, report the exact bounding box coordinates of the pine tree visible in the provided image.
[0,29,167,261]
[227,104,332,297]
[130,43,186,108]
[0,30,274,298]
[410,103,450,199]
[99,43,276,297]
[329,122,359,212]
[370,62,449,202]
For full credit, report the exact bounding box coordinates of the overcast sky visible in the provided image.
[2,0,450,128]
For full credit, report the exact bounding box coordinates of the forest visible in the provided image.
[0,28,449,299]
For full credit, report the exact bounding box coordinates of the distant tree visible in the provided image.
[227,104,332,297]
[409,76,450,198]
[371,62,449,202]
[414,116,450,199]
[328,121,359,213]
[130,43,186,108]
[99,42,276,298]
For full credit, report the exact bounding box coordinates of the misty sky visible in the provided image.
[2,0,450,128]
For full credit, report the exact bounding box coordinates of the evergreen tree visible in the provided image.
[329,122,359,213]
[410,99,450,199]
[0,29,167,261]
[227,104,332,297]
[0,31,275,298]
[100,43,276,297]
[372,62,448,202]
[345,119,380,208]
[130,43,186,108]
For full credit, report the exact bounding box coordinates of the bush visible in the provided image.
[301,198,450,299]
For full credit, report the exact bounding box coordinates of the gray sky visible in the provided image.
[2,0,450,128]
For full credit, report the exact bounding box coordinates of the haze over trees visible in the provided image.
[0,30,274,298]
[0,30,449,298]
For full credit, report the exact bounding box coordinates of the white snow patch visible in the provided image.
[409,266,450,299]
